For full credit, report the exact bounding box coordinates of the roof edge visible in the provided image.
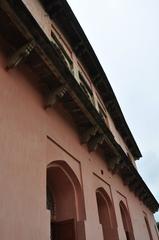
[40,0,142,160]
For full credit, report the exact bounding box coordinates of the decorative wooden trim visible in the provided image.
[44,84,67,109]
[6,40,35,70]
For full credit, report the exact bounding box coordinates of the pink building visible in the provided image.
[0,0,158,239]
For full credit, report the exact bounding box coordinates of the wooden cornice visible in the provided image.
[0,0,158,213]
[39,0,142,161]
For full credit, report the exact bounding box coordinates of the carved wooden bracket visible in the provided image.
[44,84,67,109]
[81,126,99,144]
[6,40,35,70]
[105,155,121,173]
[144,197,153,206]
[135,185,144,196]
[106,157,117,172]
[88,133,105,152]
[123,174,136,186]
[139,191,148,201]
[129,180,140,192]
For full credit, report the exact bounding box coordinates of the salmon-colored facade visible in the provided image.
[0,1,158,240]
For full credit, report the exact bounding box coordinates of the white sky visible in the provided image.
[67,0,159,221]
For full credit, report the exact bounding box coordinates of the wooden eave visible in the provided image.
[0,0,158,213]
[39,0,142,161]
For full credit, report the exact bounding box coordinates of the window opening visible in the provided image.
[98,103,109,126]
[79,71,93,103]
[51,30,73,72]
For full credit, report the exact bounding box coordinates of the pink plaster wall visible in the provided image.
[0,42,158,240]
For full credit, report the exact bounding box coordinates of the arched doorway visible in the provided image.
[119,201,135,240]
[47,160,86,240]
[96,188,119,240]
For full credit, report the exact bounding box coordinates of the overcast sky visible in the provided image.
[67,0,159,221]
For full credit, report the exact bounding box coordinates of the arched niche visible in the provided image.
[47,160,86,240]
[119,201,135,240]
[96,187,119,240]
[144,215,153,240]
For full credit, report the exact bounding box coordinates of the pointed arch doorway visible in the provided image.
[144,215,153,240]
[96,188,119,240]
[119,201,135,240]
[46,160,86,240]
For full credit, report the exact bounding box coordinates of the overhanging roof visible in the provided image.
[40,0,142,160]
[1,0,158,213]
